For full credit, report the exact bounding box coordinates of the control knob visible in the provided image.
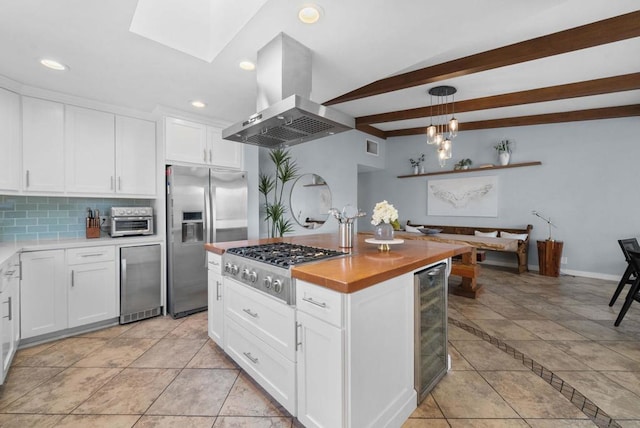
[273,279,283,294]
[263,276,272,289]
[241,268,250,280]
[224,262,232,273]
[248,271,258,283]
[230,264,239,275]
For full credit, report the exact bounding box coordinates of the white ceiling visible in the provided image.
[0,0,638,132]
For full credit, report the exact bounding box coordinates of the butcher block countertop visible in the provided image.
[205,233,471,294]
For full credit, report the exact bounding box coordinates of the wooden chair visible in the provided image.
[609,238,640,307]
[614,249,640,326]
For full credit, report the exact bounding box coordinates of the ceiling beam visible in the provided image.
[325,11,640,106]
[356,73,640,126]
[384,105,640,137]
[355,123,387,139]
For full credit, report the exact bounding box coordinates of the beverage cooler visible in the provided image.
[414,262,448,403]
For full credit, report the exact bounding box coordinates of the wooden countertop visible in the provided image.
[205,233,471,294]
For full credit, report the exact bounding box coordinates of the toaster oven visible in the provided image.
[110,207,154,237]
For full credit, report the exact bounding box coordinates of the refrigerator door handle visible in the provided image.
[204,184,211,244]
[121,258,127,292]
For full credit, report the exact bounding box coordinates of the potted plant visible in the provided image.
[494,140,512,166]
[258,148,299,237]
[454,158,473,170]
[409,153,425,174]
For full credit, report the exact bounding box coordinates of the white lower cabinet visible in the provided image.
[1,255,20,384]
[20,250,67,339]
[207,252,224,346]
[296,310,344,428]
[67,246,117,328]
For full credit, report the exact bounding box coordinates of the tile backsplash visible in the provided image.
[0,195,152,242]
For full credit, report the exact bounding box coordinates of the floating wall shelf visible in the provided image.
[397,161,542,178]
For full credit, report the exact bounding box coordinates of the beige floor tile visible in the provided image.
[134,415,216,428]
[129,338,206,368]
[2,367,121,414]
[119,316,186,339]
[56,414,141,428]
[470,319,540,340]
[0,366,64,409]
[14,337,109,367]
[410,393,444,418]
[0,414,65,427]
[188,310,209,320]
[490,304,547,320]
[431,371,519,419]
[449,340,529,371]
[448,324,482,341]
[549,341,640,371]
[187,339,238,369]
[480,370,586,419]
[525,419,598,427]
[599,341,640,363]
[402,419,450,427]
[220,373,289,417]
[78,323,134,338]
[165,318,209,340]
[447,419,529,427]
[563,304,620,321]
[448,343,474,371]
[455,305,506,320]
[526,304,587,321]
[556,370,640,419]
[73,368,180,414]
[11,341,57,365]
[513,320,587,341]
[505,340,590,371]
[617,421,640,428]
[147,368,239,416]
[73,338,158,367]
[213,416,292,427]
[557,319,636,341]
[601,371,640,396]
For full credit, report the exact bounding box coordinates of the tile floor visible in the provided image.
[0,266,638,427]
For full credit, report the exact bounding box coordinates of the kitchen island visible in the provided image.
[206,234,470,428]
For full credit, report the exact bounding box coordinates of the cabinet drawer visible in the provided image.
[67,246,115,265]
[224,279,295,361]
[296,280,344,328]
[224,317,295,415]
[207,252,222,274]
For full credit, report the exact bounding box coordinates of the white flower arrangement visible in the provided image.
[371,200,399,226]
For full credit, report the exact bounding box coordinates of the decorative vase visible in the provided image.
[413,165,419,175]
[374,222,394,240]
[498,151,510,166]
[420,165,425,174]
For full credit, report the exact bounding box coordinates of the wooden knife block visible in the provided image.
[86,225,100,239]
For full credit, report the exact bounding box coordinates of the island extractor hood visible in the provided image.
[222,33,354,148]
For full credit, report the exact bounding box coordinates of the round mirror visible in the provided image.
[290,174,332,229]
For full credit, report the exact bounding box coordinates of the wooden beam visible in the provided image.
[325,11,640,106]
[356,73,640,125]
[384,105,640,137]
[355,123,387,139]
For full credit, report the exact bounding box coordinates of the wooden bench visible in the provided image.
[407,222,533,274]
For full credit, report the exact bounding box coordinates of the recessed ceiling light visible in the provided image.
[239,61,255,71]
[298,4,322,24]
[191,100,207,108]
[40,58,68,71]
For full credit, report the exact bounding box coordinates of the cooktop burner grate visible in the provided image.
[226,242,344,268]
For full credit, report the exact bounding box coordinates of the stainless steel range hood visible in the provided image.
[222,33,354,148]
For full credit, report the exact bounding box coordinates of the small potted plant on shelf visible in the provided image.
[409,154,425,174]
[454,158,473,170]
[494,140,512,166]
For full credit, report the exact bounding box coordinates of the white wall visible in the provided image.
[358,117,639,278]
[258,129,386,238]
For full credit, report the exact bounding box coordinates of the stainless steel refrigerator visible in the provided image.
[166,165,248,318]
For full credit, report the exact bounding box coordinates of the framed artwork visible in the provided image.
[427,175,498,217]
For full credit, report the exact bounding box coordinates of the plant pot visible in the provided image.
[413,165,419,175]
[498,151,510,166]
[373,222,394,240]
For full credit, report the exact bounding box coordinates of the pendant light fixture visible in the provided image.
[426,86,459,167]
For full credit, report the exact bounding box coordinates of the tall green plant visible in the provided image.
[259,148,299,237]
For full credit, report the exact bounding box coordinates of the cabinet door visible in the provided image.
[297,311,344,428]
[0,88,21,191]
[65,105,115,193]
[20,250,66,339]
[116,116,156,196]
[208,126,243,169]
[165,117,207,165]
[208,270,224,346]
[68,261,117,328]
[22,97,65,192]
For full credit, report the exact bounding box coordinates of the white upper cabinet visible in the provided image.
[65,105,116,194]
[22,97,65,192]
[165,117,243,169]
[165,117,208,165]
[116,116,156,196]
[207,126,243,170]
[0,88,20,191]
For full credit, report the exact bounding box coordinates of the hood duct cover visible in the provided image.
[222,33,354,147]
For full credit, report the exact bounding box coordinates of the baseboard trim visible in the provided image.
[478,260,618,282]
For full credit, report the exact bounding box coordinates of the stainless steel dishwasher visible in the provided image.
[120,244,162,324]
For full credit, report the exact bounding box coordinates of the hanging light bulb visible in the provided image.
[449,117,458,138]
[426,85,459,166]
[426,124,437,144]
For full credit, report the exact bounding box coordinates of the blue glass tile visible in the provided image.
[5,211,26,219]
[27,211,49,218]
[26,196,49,203]
[15,204,38,210]
[15,233,39,241]
[15,218,38,226]
[27,225,49,233]
[38,232,59,240]
[38,218,58,225]
[3,226,26,234]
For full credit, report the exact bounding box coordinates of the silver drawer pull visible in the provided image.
[209,260,220,266]
[302,296,327,308]
[80,253,104,257]
[242,308,258,318]
[243,352,259,364]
